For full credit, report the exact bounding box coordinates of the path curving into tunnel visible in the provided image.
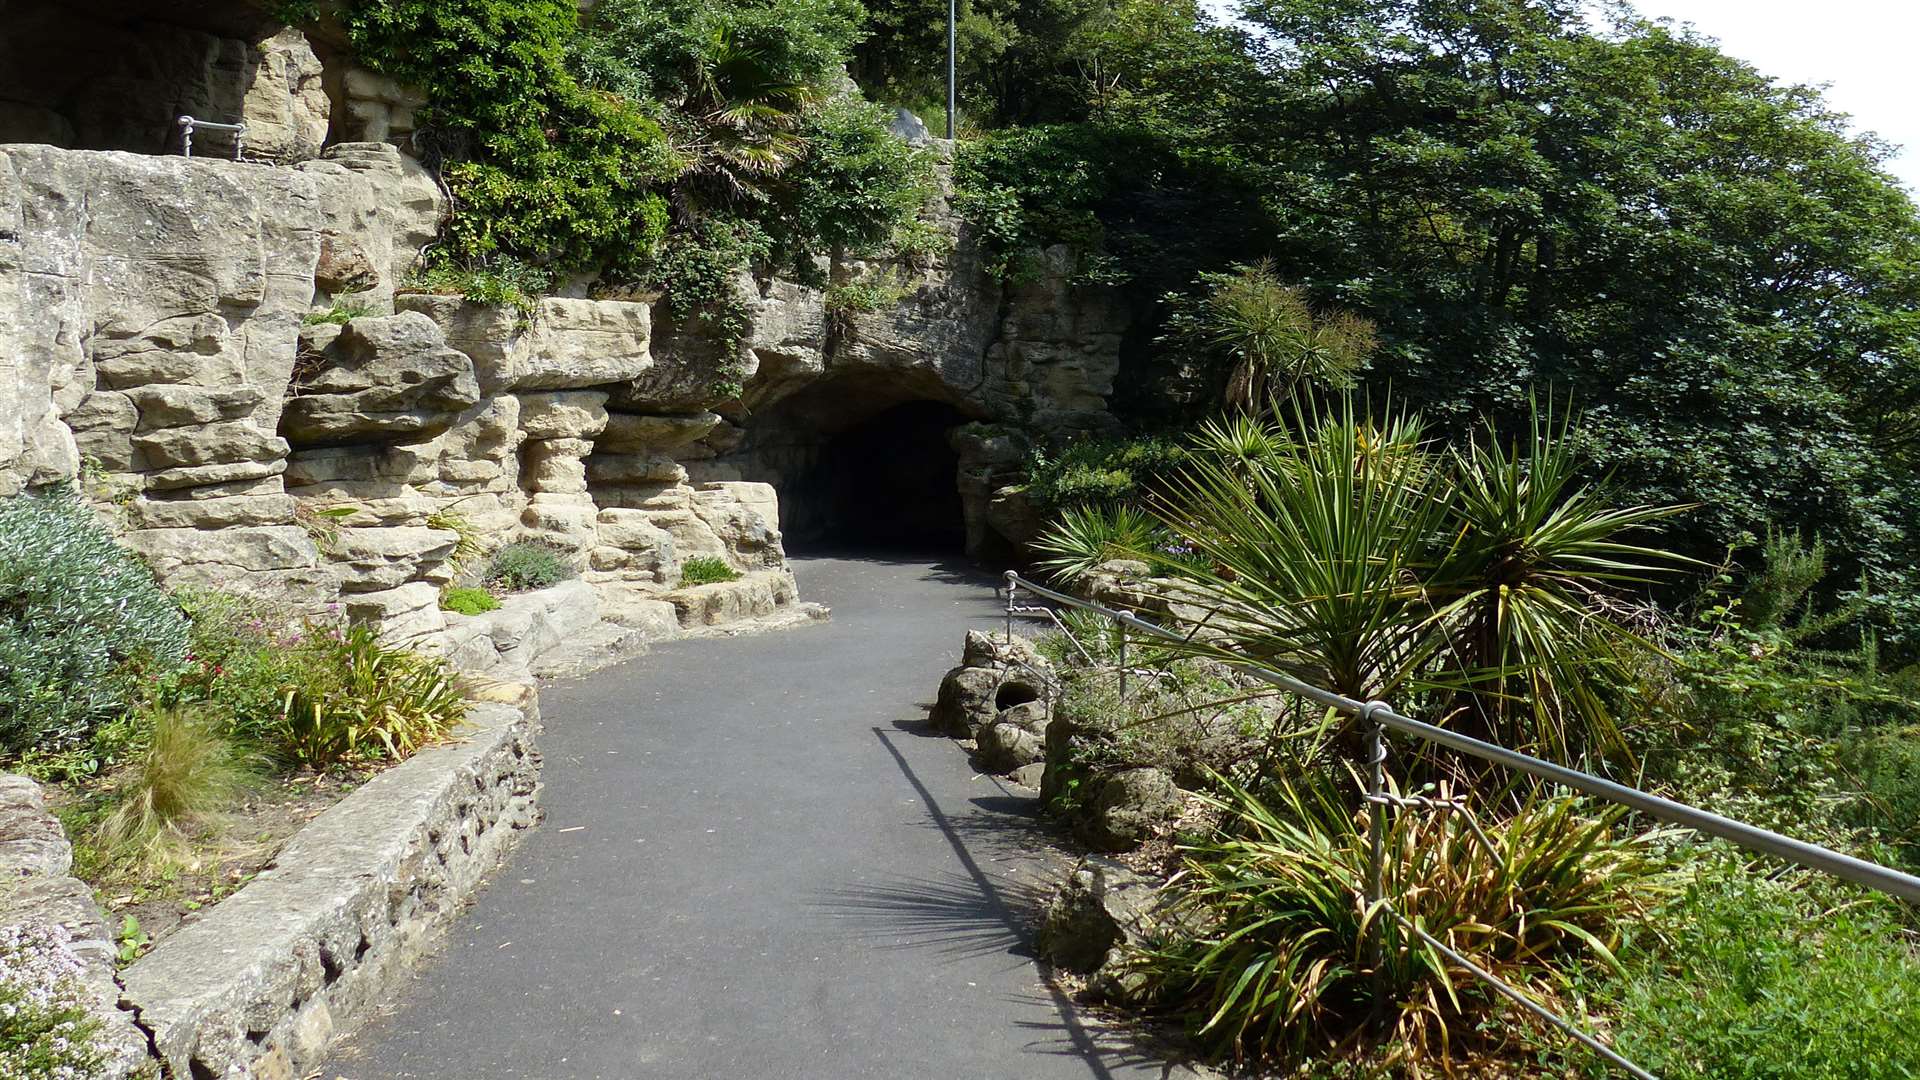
[336,554,1188,1080]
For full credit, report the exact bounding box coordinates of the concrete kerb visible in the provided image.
[119,697,541,1080]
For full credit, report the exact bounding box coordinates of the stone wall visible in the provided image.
[1,142,803,657]
[120,699,540,1080]
[3,127,1125,643]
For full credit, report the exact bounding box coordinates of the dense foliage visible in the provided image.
[0,490,188,756]
[1129,776,1663,1065]
[1572,858,1920,1080]
[292,0,932,356]
[945,0,1920,639]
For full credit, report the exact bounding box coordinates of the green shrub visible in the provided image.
[0,924,111,1080]
[148,590,307,747]
[1636,533,1920,864]
[1022,436,1186,509]
[1126,774,1665,1067]
[1565,856,1920,1080]
[441,586,502,615]
[95,706,259,868]
[678,556,741,587]
[405,258,553,317]
[0,489,189,758]
[327,0,677,278]
[484,541,577,592]
[281,625,466,767]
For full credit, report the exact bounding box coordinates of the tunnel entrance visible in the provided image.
[0,0,319,157]
[707,381,976,555]
[802,400,970,552]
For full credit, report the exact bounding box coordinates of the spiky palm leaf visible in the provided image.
[1423,402,1691,758]
[1149,401,1449,713]
[1135,397,1686,765]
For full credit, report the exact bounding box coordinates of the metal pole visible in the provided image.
[1003,570,1016,645]
[946,0,957,139]
[1117,624,1128,702]
[1364,702,1388,1017]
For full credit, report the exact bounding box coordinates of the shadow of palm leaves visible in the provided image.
[810,870,1048,960]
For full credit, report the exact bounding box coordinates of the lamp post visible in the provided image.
[946,0,957,138]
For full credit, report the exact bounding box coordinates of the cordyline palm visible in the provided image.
[1156,402,1450,721]
[1131,398,1685,765]
[1202,261,1377,413]
[1423,405,1692,758]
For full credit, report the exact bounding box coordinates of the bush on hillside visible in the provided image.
[0,489,188,758]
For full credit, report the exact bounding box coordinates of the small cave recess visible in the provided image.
[0,0,323,157]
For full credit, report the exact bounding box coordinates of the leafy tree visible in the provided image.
[956,0,1920,641]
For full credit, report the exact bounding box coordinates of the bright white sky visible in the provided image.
[1628,0,1920,195]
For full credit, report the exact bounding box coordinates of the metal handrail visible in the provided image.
[178,115,246,160]
[1001,570,1920,1079]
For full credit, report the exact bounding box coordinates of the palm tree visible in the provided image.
[1044,398,1686,765]
[674,25,820,206]
[1179,261,1378,413]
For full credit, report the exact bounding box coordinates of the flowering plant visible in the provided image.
[0,923,109,1080]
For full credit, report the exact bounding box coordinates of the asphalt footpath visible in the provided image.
[338,552,1186,1080]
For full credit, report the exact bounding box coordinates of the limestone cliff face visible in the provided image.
[0,134,1127,650]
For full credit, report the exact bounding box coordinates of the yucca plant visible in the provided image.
[1124,773,1666,1069]
[1150,401,1448,712]
[281,626,466,767]
[1165,261,1377,413]
[1033,503,1169,583]
[1425,405,1690,758]
[1133,397,1684,765]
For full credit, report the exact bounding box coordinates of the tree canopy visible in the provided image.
[929,0,1920,640]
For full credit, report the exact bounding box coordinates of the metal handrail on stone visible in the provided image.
[1000,571,1920,1080]
[178,115,246,159]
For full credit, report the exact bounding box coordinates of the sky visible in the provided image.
[1628,0,1920,194]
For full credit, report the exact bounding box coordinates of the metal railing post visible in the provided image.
[1117,624,1128,702]
[1003,570,1017,645]
[1363,700,1389,1017]
[177,115,247,160]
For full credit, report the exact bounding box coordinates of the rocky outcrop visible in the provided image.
[284,314,481,448]
[930,630,1053,743]
[0,774,154,1079]
[4,119,1128,644]
[1037,856,1167,976]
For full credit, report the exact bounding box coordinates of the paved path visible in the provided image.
[342,554,1175,1080]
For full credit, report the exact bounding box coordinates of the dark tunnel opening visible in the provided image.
[787,400,971,553]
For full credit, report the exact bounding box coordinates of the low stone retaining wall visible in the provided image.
[117,697,541,1080]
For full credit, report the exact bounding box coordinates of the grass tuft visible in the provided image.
[95,706,258,868]
[678,556,742,587]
